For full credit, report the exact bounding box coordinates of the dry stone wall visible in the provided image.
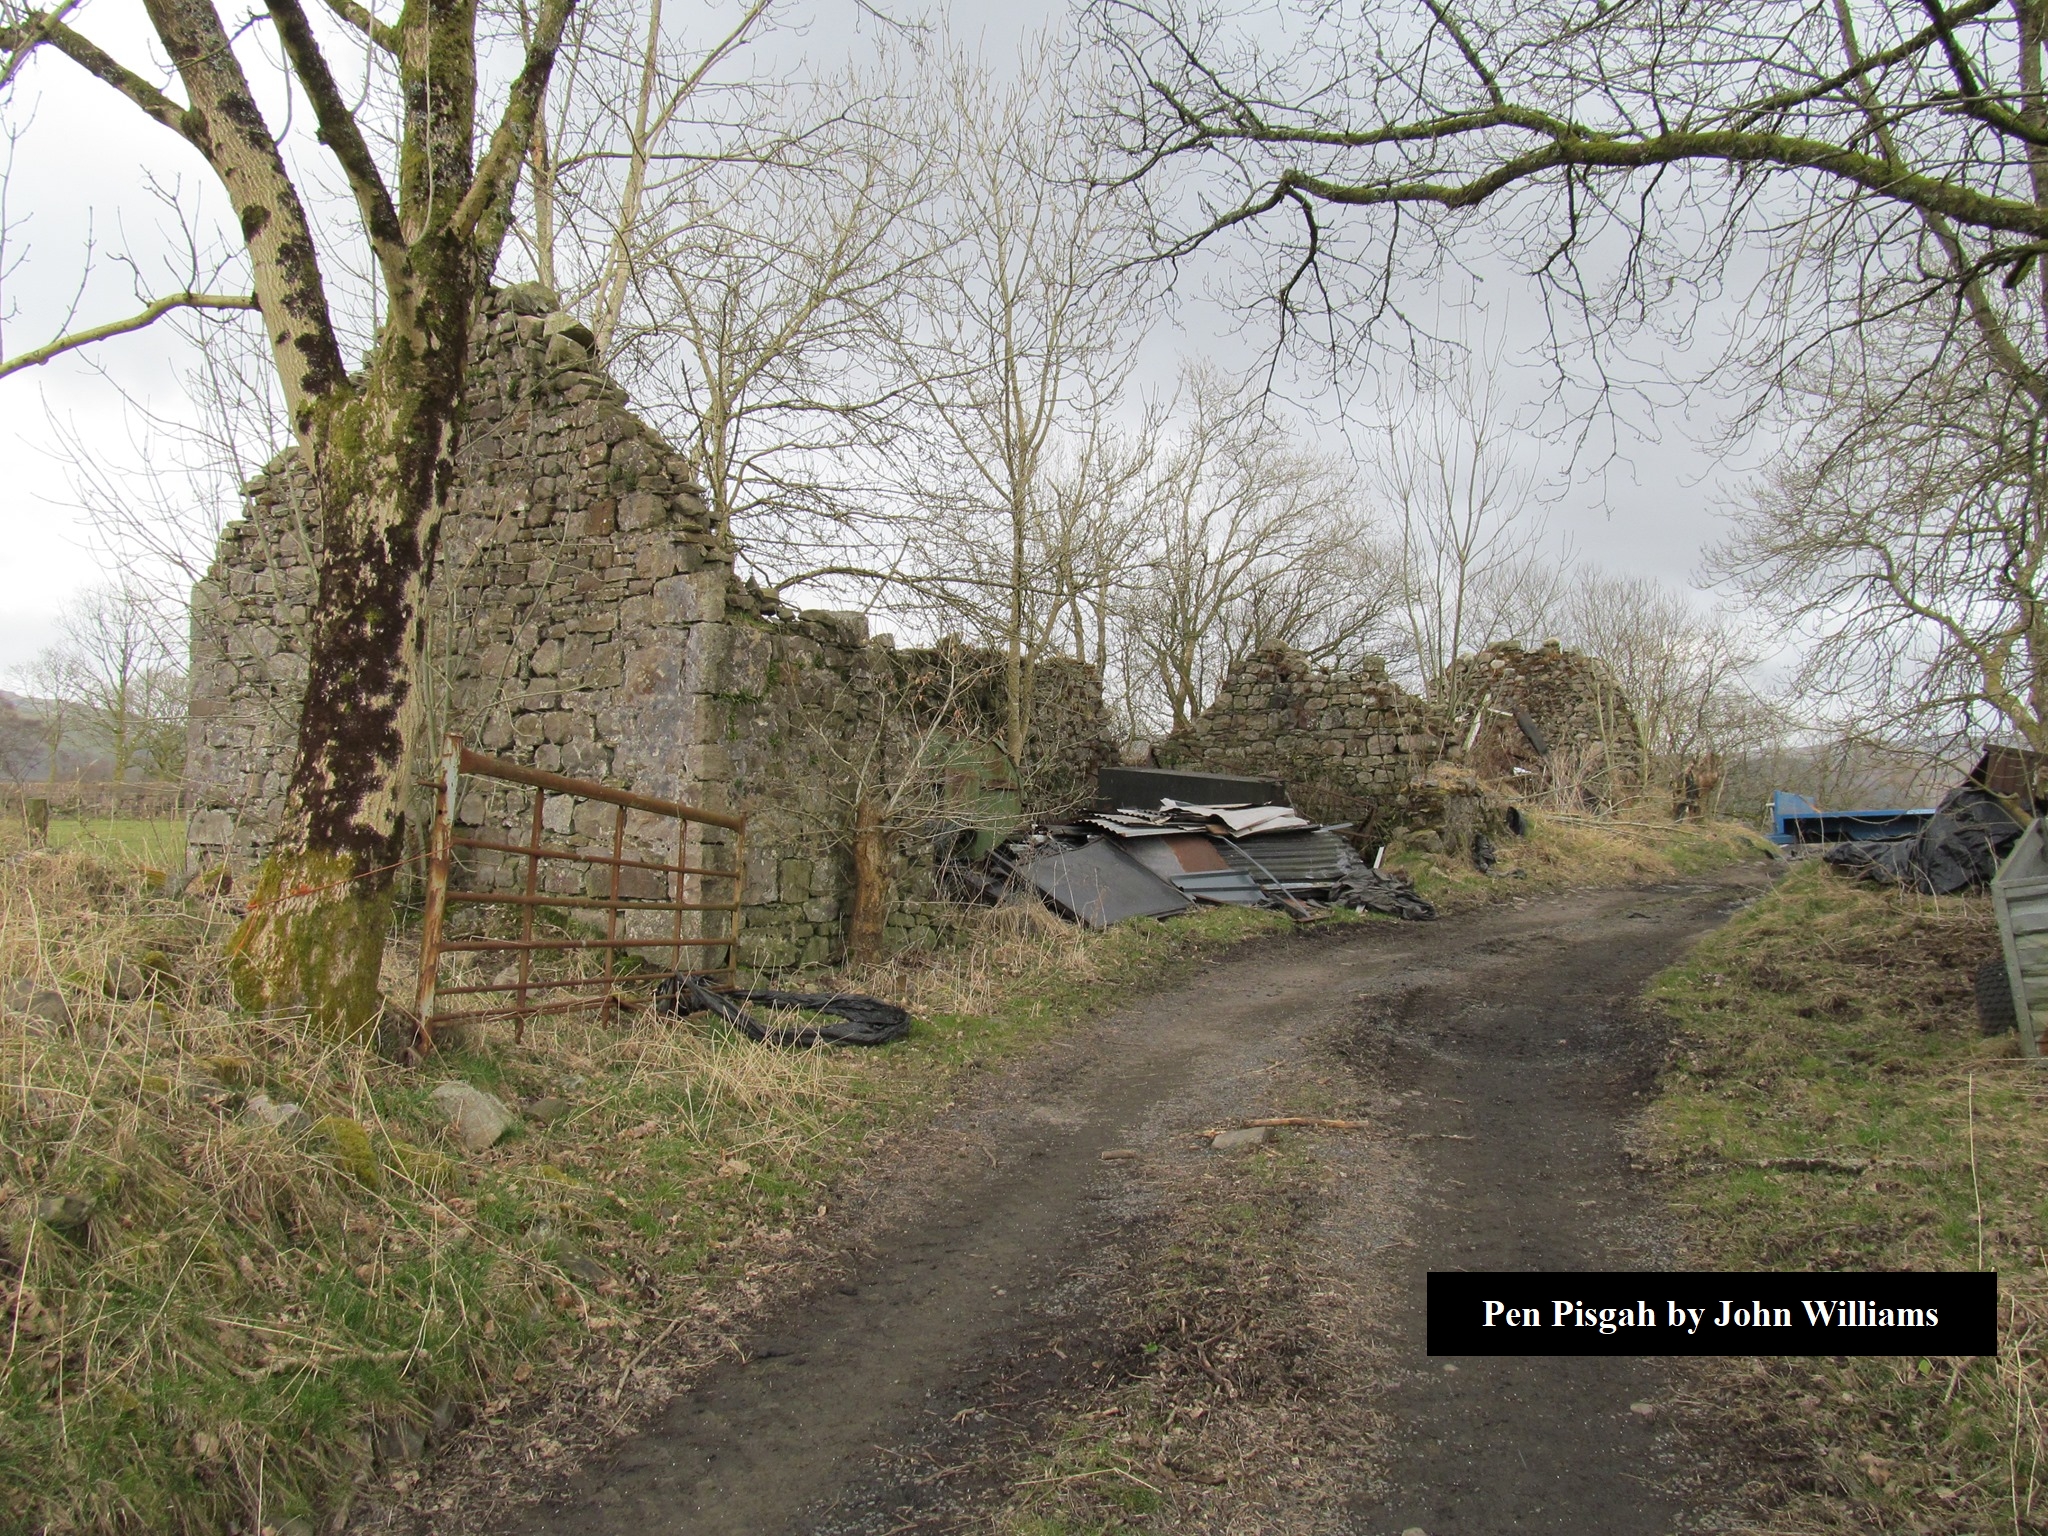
[1152,639,1648,846]
[1153,648,1457,834]
[186,284,1111,971]
[1450,640,1647,798]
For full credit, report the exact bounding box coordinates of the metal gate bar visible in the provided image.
[415,735,745,1049]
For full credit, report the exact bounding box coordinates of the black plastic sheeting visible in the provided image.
[1330,850,1437,920]
[655,973,912,1046]
[1097,765,1286,809]
[1822,785,2024,895]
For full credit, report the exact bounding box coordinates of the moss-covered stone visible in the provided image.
[386,1139,458,1192]
[313,1115,381,1189]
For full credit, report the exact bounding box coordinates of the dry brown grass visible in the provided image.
[1383,809,1775,913]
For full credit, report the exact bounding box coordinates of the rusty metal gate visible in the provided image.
[414,736,745,1048]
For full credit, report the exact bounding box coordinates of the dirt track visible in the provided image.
[398,869,1770,1535]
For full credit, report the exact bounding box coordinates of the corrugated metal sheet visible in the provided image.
[1170,869,1265,905]
[1025,838,1193,928]
[1215,829,1353,890]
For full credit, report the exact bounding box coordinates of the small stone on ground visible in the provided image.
[431,1081,514,1152]
[241,1092,312,1136]
[2,978,71,1028]
[1210,1125,1271,1150]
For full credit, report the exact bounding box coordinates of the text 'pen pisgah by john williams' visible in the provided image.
[1426,1271,1994,1355]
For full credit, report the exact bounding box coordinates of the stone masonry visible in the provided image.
[1153,648,1458,834]
[185,283,1112,970]
[1450,640,1648,799]
[1153,639,1647,843]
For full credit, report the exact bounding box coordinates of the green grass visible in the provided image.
[41,816,186,868]
[1643,861,2044,1534]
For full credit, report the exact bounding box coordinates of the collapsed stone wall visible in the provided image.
[1153,639,1649,847]
[186,283,1111,970]
[1449,640,1647,798]
[1152,648,1458,835]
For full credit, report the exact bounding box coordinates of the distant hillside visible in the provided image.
[0,689,118,783]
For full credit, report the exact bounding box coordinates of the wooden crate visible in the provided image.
[1993,817,2048,1059]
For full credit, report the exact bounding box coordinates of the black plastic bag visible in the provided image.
[654,973,912,1046]
[1822,786,2022,895]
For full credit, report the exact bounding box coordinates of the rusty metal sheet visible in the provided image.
[1215,829,1354,891]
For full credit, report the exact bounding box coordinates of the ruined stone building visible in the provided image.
[186,285,1654,964]
[185,284,1111,968]
[1152,640,1648,850]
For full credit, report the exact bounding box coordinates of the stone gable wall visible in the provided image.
[185,286,1111,970]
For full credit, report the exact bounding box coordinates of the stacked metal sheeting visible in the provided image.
[941,782,1435,926]
[1082,801,1370,908]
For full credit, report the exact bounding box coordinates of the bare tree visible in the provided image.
[514,0,784,334]
[1711,307,2048,753]
[1,0,577,1035]
[0,692,35,782]
[18,650,69,783]
[1370,366,1562,709]
[612,66,944,585]
[32,584,183,782]
[1120,363,1398,733]
[902,47,1152,765]
[1088,0,2048,747]
[1559,570,1781,798]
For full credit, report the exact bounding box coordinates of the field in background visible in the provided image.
[0,810,1766,1534]
[1644,862,2042,1535]
[40,815,187,867]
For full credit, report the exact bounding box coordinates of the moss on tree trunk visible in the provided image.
[230,293,466,1040]
[230,850,393,1041]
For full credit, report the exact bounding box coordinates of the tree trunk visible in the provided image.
[230,279,470,1041]
[847,794,887,964]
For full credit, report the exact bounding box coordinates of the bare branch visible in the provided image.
[264,0,403,271]
[0,289,255,382]
[456,0,576,250]
[315,0,395,54]
[0,8,198,142]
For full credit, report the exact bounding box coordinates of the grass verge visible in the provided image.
[0,831,1296,1536]
[1382,812,1775,913]
[1641,860,2044,1534]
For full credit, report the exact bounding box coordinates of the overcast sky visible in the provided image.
[0,0,1752,688]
